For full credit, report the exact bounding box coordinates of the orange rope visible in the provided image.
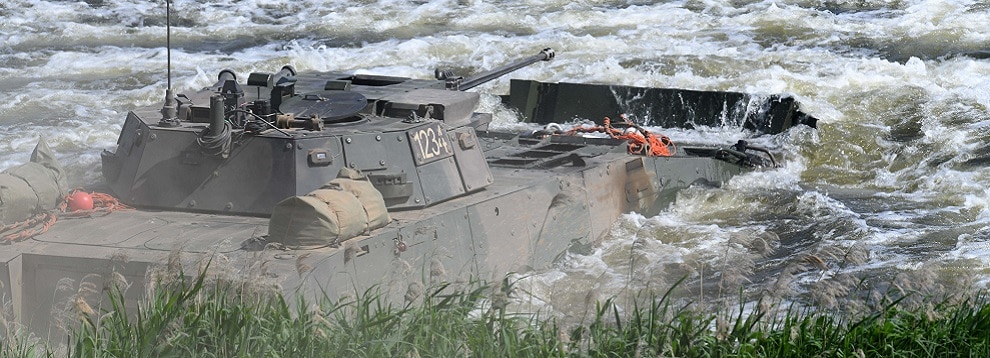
[62,190,130,218]
[565,114,676,157]
[1,189,130,243]
[0,212,57,243]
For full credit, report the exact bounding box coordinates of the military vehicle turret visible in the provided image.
[0,46,815,335]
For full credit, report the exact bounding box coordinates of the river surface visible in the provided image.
[2,0,990,318]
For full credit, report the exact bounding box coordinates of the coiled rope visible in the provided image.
[565,114,676,156]
[197,121,232,158]
[1,189,129,243]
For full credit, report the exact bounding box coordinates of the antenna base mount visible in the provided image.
[158,89,181,127]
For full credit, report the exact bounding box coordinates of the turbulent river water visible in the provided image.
[3,0,990,318]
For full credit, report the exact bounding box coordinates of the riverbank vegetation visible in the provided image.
[3,267,989,357]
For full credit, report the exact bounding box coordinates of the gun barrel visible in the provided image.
[456,48,554,90]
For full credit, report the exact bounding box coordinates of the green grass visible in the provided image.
[67,267,564,357]
[1,301,51,358]
[0,331,49,358]
[3,266,989,357]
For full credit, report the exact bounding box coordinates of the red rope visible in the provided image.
[565,114,676,157]
[1,189,129,243]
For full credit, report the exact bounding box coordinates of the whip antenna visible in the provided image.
[159,0,179,127]
[166,0,171,92]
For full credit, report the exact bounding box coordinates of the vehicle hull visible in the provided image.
[3,134,743,335]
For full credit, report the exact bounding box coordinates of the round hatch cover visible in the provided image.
[278,91,367,123]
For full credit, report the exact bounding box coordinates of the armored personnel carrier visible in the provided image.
[0,47,815,335]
